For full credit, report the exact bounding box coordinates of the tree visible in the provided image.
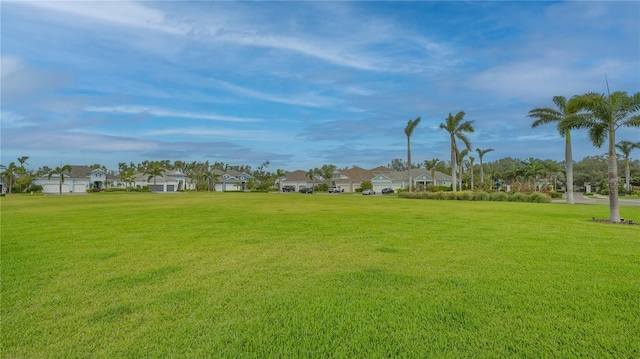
[145,164,165,192]
[529,96,578,203]
[457,148,469,190]
[475,148,494,184]
[469,156,475,189]
[17,156,29,168]
[388,158,407,172]
[320,164,336,187]
[2,162,18,194]
[276,169,286,192]
[616,140,640,192]
[405,117,421,192]
[566,91,640,222]
[424,158,444,187]
[307,168,319,192]
[48,165,73,195]
[439,112,474,193]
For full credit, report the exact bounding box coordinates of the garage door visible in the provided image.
[148,185,163,192]
[73,184,86,193]
[43,184,69,193]
[166,185,175,192]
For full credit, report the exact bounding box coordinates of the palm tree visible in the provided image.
[17,156,29,168]
[475,148,494,184]
[615,140,640,192]
[320,164,336,188]
[524,157,545,190]
[307,168,318,192]
[144,164,165,192]
[566,91,640,222]
[405,117,421,192]
[48,165,72,195]
[457,148,469,190]
[439,112,474,193]
[424,158,444,188]
[528,96,578,203]
[2,162,18,194]
[469,156,475,189]
[276,169,286,192]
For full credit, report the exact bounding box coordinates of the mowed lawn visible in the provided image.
[1,192,639,358]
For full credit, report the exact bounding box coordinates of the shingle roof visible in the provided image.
[285,170,311,181]
[337,166,373,181]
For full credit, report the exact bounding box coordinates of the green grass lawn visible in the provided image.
[2,192,639,358]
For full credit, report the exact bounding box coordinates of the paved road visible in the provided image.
[553,192,640,207]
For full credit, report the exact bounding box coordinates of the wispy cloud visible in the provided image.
[85,106,263,123]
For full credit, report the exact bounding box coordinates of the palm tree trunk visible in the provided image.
[451,149,457,193]
[608,128,620,222]
[565,132,574,204]
[407,138,412,192]
[479,159,484,183]
[625,161,630,192]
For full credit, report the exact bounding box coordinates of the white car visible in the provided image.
[362,189,375,195]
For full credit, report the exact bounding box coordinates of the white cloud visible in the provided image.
[20,1,188,35]
[85,106,263,123]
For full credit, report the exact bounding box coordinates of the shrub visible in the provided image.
[428,185,449,192]
[473,191,490,201]
[457,191,473,201]
[530,192,551,203]
[490,192,509,202]
[445,192,457,200]
[361,181,373,190]
[510,193,530,202]
[548,191,563,199]
[315,183,328,192]
[27,185,43,193]
[433,191,447,200]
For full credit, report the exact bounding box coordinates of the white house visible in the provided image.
[213,169,253,191]
[34,166,112,194]
[133,169,195,192]
[371,169,452,192]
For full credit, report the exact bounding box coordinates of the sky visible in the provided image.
[1,1,639,172]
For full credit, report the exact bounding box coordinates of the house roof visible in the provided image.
[337,166,373,181]
[284,170,311,182]
[370,165,393,174]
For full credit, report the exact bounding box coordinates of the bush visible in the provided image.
[457,191,473,201]
[433,191,447,200]
[530,192,552,203]
[473,191,490,201]
[548,191,563,199]
[27,185,43,193]
[490,192,509,202]
[361,181,373,190]
[428,185,449,192]
[510,193,530,202]
[315,183,328,192]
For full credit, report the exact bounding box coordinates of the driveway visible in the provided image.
[553,192,640,207]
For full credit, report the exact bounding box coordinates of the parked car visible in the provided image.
[282,185,296,192]
[381,188,394,194]
[362,189,375,195]
[328,186,344,193]
[299,187,313,194]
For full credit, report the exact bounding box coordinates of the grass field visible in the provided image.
[1,192,639,358]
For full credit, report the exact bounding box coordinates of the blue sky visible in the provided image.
[2,1,639,171]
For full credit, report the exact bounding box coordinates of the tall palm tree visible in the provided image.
[320,164,336,188]
[307,168,318,192]
[566,91,640,222]
[48,165,72,195]
[528,96,578,203]
[439,112,474,193]
[405,117,421,192]
[2,162,18,194]
[17,156,29,168]
[524,157,545,190]
[457,148,470,190]
[276,169,286,192]
[475,148,494,184]
[469,156,475,189]
[144,164,165,192]
[615,140,640,192]
[424,158,444,188]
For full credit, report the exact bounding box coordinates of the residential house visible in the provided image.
[277,170,315,192]
[133,169,195,192]
[35,166,113,194]
[332,166,374,192]
[213,169,253,191]
[371,169,453,192]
